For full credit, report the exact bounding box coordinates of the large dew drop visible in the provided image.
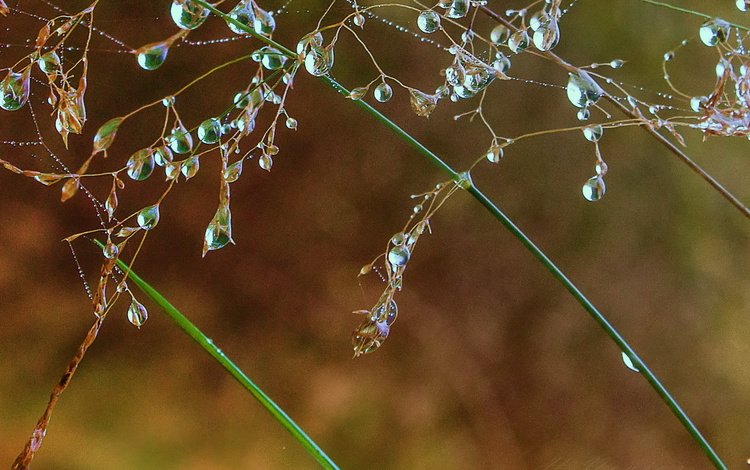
[136,41,170,70]
[127,298,148,328]
[92,117,124,154]
[621,351,639,373]
[581,175,606,202]
[417,10,441,33]
[445,0,468,19]
[203,205,233,256]
[532,22,560,51]
[37,51,61,75]
[373,82,393,102]
[304,46,334,76]
[197,118,222,144]
[166,125,193,154]
[699,19,730,47]
[253,7,276,36]
[136,204,160,230]
[258,46,287,70]
[170,0,209,30]
[226,0,255,34]
[126,148,155,181]
[566,71,603,108]
[388,245,410,269]
[0,69,31,111]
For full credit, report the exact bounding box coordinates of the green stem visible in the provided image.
[96,241,339,470]
[187,2,727,467]
[637,0,750,31]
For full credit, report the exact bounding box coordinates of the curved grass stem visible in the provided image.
[97,242,339,470]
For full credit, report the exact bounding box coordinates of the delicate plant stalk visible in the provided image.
[637,0,750,31]
[189,2,728,467]
[101,243,339,470]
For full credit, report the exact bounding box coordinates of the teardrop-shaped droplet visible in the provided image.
[566,71,603,108]
[259,154,273,171]
[388,245,411,269]
[181,155,200,179]
[127,297,148,328]
[348,87,368,100]
[699,18,730,47]
[197,117,222,144]
[253,7,276,36]
[690,96,707,113]
[373,298,398,326]
[621,351,639,372]
[166,125,193,154]
[154,146,173,166]
[408,88,438,117]
[136,41,170,70]
[136,204,160,230]
[258,46,287,70]
[224,159,243,183]
[417,10,441,33]
[203,205,233,255]
[0,69,31,111]
[373,82,393,103]
[581,175,606,202]
[492,53,512,73]
[508,30,530,54]
[126,148,155,181]
[92,117,124,154]
[296,31,324,55]
[532,22,559,51]
[165,162,181,180]
[529,10,550,31]
[486,144,503,163]
[170,0,209,30]
[445,0,468,19]
[37,51,61,75]
[226,0,255,34]
[582,124,603,142]
[102,240,119,259]
[304,45,334,76]
[738,0,750,11]
[490,25,510,44]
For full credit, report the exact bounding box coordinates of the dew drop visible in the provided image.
[0,69,31,111]
[136,204,160,230]
[296,32,323,55]
[126,148,155,181]
[408,88,438,117]
[253,7,276,36]
[390,232,406,246]
[532,22,559,51]
[136,41,170,70]
[566,71,603,108]
[127,297,148,328]
[582,124,603,142]
[285,117,298,129]
[353,12,365,27]
[417,10,441,33]
[445,0,469,19]
[508,30,530,53]
[197,117,222,144]
[388,245,411,268]
[102,240,119,259]
[154,146,173,166]
[621,351,639,372]
[181,155,200,179]
[203,205,233,255]
[166,125,193,154]
[170,0,209,30]
[581,175,606,202]
[690,95,707,112]
[577,108,590,121]
[490,25,510,44]
[258,46,287,70]
[259,154,273,170]
[224,159,243,182]
[304,45,334,76]
[226,0,255,34]
[373,82,393,102]
[37,51,61,74]
[738,0,750,11]
[699,19,730,47]
[92,117,124,154]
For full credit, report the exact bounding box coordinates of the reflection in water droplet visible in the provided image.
[388,246,410,268]
[127,148,155,181]
[0,69,31,111]
[37,51,61,74]
[136,41,170,70]
[304,45,334,76]
[582,175,606,202]
[699,19,730,47]
[198,118,222,144]
[181,155,200,179]
[567,71,603,109]
[490,25,510,45]
[621,351,639,372]
[203,205,233,255]
[127,297,148,328]
[226,0,255,34]
[417,10,441,33]
[166,125,193,154]
[170,0,209,30]
[582,124,603,142]
[136,204,160,230]
[373,82,393,102]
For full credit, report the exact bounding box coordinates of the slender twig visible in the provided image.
[479,6,750,220]
[192,2,728,467]
[97,241,339,470]
[637,0,750,32]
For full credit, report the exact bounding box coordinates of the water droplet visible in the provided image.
[203,205,232,255]
[408,88,438,117]
[609,59,624,69]
[348,87,368,100]
[304,45,334,76]
[253,7,276,36]
[566,71,603,108]
[492,53,511,73]
[582,124,603,142]
[166,125,193,154]
[621,351,639,372]
[486,144,503,163]
[445,0,469,19]
[353,12,365,27]
[170,0,209,30]
[102,240,119,259]
[162,95,175,107]
[508,30,530,53]
[388,245,411,268]
[165,162,181,180]
[391,232,406,246]
[490,25,510,44]
[127,297,148,328]
[738,0,750,11]
[136,204,160,230]
[0,69,31,111]
[582,175,606,201]
[136,40,170,70]
[577,108,590,121]
[181,155,200,179]
[197,117,222,144]
[529,10,549,31]
[690,95,708,112]
[258,46,287,70]
[37,51,61,75]
[127,148,155,181]
[417,10,441,33]
[699,19,730,47]
[92,117,124,154]
[224,159,243,182]
[259,154,273,170]
[456,170,473,189]
[296,32,324,55]
[532,22,559,51]
[285,117,298,129]
[374,298,398,326]
[226,0,255,34]
[373,82,393,102]
[154,146,173,166]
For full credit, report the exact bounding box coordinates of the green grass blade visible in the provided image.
[96,241,339,470]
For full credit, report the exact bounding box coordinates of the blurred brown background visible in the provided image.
[1,1,749,468]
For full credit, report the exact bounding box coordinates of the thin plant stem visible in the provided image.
[189,2,728,467]
[637,0,750,32]
[96,241,339,470]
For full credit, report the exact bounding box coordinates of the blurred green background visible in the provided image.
[1,1,749,468]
